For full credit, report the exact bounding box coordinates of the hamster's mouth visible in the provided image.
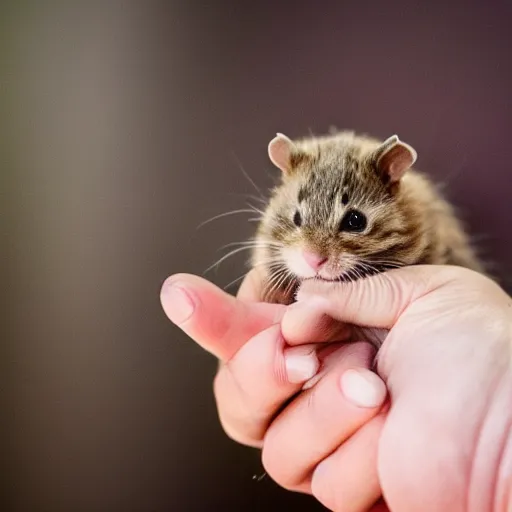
[300,262,396,284]
[304,276,341,283]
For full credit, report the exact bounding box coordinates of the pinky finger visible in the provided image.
[311,413,386,512]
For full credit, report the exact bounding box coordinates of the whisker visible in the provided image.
[225,259,286,293]
[264,266,288,298]
[204,246,255,274]
[196,209,258,230]
[246,202,265,215]
[249,257,284,268]
[351,266,362,282]
[219,240,284,251]
[229,151,265,199]
[223,272,250,291]
[274,268,293,295]
[361,258,405,269]
[221,239,283,247]
[266,275,284,299]
[228,192,268,206]
[281,272,298,301]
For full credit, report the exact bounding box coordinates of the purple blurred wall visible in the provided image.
[3,1,511,510]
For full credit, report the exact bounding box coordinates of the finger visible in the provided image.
[283,299,388,348]
[214,324,319,448]
[281,298,353,345]
[311,413,386,512]
[160,273,285,361]
[292,265,447,330]
[262,342,387,490]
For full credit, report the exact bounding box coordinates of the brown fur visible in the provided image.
[251,130,486,305]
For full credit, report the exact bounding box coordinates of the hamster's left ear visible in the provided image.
[374,135,417,183]
[268,133,296,173]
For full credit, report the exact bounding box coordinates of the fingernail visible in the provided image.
[285,347,319,384]
[340,368,386,408]
[162,283,195,325]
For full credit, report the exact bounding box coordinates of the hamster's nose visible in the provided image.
[302,250,328,270]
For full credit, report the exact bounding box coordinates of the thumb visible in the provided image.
[282,265,455,340]
[160,271,285,361]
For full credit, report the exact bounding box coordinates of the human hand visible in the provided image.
[159,267,387,501]
[273,265,512,511]
[160,264,512,511]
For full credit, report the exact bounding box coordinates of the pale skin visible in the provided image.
[160,265,512,512]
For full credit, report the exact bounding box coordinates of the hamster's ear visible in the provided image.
[268,133,295,173]
[374,135,417,183]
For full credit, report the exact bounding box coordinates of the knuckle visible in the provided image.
[311,468,340,512]
[261,432,302,492]
[261,448,295,491]
[212,369,265,448]
[218,413,262,448]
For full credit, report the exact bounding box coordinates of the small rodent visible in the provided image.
[251,129,486,305]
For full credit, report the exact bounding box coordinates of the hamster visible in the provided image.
[251,129,486,305]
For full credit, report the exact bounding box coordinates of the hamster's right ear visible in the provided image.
[268,133,295,173]
[374,135,417,183]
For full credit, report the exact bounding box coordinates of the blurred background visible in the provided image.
[2,1,511,510]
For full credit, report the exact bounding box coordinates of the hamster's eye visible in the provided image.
[340,210,367,233]
[293,211,302,227]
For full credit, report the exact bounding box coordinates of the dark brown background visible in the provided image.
[3,1,511,511]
